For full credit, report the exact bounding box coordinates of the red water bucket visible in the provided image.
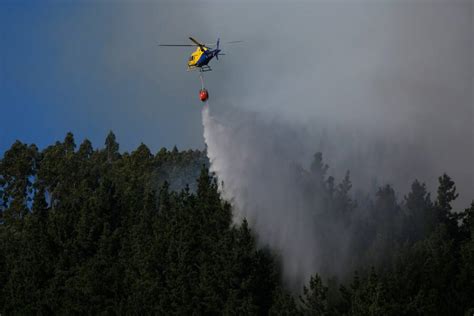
[199,89,209,102]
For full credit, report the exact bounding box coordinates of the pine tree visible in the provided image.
[404,180,433,242]
[434,174,459,237]
[334,170,356,226]
[0,141,38,224]
[269,287,301,316]
[105,131,120,162]
[457,202,474,312]
[368,185,403,266]
[299,274,329,316]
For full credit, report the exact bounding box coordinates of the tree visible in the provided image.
[457,202,474,311]
[334,171,356,226]
[269,287,301,316]
[367,185,403,266]
[105,131,120,162]
[299,274,329,316]
[403,180,433,242]
[64,132,76,155]
[0,141,38,224]
[434,174,459,237]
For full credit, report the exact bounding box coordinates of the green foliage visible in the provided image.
[403,180,433,242]
[0,133,281,314]
[0,133,472,314]
[299,274,329,316]
[269,287,301,316]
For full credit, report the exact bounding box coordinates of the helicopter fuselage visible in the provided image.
[188,46,220,71]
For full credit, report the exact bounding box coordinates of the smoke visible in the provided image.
[202,93,471,287]
[198,1,473,287]
[203,105,310,285]
[202,104,365,286]
[201,1,473,210]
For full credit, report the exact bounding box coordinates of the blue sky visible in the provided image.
[1,1,210,154]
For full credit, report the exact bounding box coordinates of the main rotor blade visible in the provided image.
[159,44,196,47]
[208,40,243,47]
[189,37,204,47]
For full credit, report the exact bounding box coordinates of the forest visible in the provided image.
[0,132,473,315]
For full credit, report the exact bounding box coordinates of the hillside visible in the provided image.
[1,132,473,315]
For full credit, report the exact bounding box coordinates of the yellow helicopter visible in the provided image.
[159,37,242,72]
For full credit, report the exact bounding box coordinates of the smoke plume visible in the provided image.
[202,92,472,288]
[203,105,360,286]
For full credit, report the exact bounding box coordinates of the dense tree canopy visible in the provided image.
[0,133,472,314]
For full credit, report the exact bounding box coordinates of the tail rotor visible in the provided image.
[210,37,239,60]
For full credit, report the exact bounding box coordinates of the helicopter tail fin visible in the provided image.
[215,38,220,60]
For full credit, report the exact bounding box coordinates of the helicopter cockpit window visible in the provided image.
[189,56,194,61]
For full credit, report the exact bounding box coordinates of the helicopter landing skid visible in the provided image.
[199,65,212,72]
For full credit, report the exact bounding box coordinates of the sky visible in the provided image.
[0,0,209,153]
[0,0,473,205]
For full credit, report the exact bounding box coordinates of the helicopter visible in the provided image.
[159,37,241,72]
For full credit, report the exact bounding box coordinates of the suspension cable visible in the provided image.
[199,73,205,90]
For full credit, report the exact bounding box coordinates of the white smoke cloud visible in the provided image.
[202,105,364,287]
[203,105,314,285]
[201,94,471,287]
